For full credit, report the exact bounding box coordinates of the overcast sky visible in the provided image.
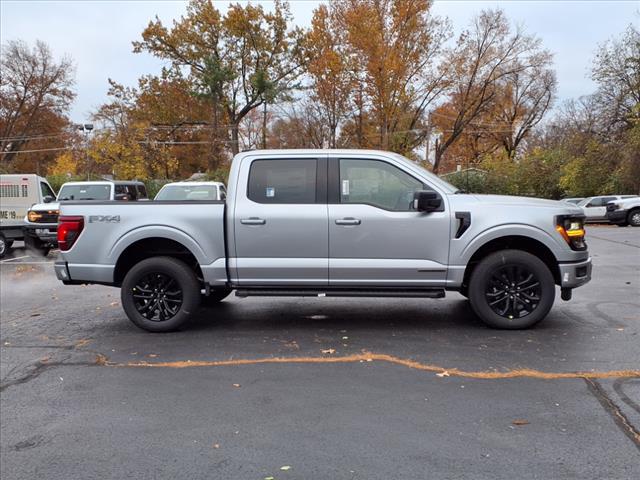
[2,0,638,123]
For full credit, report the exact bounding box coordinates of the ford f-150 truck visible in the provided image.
[54,150,592,332]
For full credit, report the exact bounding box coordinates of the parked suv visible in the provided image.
[55,149,592,332]
[606,197,640,227]
[24,180,148,256]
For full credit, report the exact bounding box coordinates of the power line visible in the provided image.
[1,146,71,155]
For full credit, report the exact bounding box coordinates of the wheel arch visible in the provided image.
[113,237,203,286]
[461,235,561,294]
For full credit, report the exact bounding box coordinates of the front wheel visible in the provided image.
[0,234,8,258]
[628,209,640,227]
[469,250,555,329]
[121,256,201,332]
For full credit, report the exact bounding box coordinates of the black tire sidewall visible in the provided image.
[121,256,201,332]
[0,235,6,258]
[469,250,555,329]
[627,209,640,227]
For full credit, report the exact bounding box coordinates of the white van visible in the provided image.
[0,174,56,257]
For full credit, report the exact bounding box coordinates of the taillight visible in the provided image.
[555,215,586,251]
[57,216,84,251]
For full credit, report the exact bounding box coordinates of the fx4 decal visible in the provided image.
[89,215,120,223]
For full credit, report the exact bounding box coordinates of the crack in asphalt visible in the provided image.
[115,351,640,380]
[584,378,640,451]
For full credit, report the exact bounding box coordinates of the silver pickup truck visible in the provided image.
[54,149,592,332]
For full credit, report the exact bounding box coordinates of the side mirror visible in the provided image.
[413,190,442,212]
[43,195,54,203]
[114,193,130,201]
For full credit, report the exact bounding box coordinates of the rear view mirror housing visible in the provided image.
[43,195,54,203]
[413,190,442,212]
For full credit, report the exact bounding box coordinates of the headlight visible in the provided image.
[556,215,586,251]
[27,210,42,222]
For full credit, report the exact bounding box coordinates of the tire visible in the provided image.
[0,234,7,258]
[627,209,640,227]
[121,256,201,332]
[25,236,50,257]
[468,249,555,329]
[201,288,232,307]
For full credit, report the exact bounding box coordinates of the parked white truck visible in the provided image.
[0,174,56,258]
[54,150,592,332]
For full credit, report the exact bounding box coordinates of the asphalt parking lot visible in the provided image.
[1,227,639,479]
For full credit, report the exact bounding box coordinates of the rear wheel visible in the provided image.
[469,249,555,329]
[121,256,200,332]
[25,236,50,257]
[628,209,640,227]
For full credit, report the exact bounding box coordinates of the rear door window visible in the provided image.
[248,159,317,204]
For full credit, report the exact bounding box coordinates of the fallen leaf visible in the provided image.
[212,443,220,449]
[280,465,291,471]
[321,348,335,354]
[147,354,158,358]
[264,477,275,480]
[232,383,241,388]
[110,302,119,307]
[512,419,529,426]
[342,336,349,340]
[436,371,450,377]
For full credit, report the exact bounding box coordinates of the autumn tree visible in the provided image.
[0,39,75,173]
[132,0,307,161]
[333,0,449,154]
[432,9,554,172]
[307,4,355,148]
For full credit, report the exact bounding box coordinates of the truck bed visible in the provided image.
[58,201,227,286]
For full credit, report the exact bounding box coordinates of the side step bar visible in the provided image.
[235,288,445,299]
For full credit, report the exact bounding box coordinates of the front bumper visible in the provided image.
[24,223,58,244]
[606,210,627,224]
[558,257,592,289]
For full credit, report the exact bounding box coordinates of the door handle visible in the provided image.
[240,217,266,225]
[335,218,361,226]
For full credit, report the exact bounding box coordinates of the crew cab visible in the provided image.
[25,180,148,256]
[606,197,640,227]
[54,150,592,332]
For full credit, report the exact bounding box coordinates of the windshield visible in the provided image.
[577,198,591,207]
[155,185,219,201]
[389,153,459,194]
[58,184,111,201]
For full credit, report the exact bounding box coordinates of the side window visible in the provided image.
[137,185,148,199]
[126,185,138,200]
[219,186,227,200]
[339,159,423,211]
[587,198,603,207]
[248,159,317,204]
[40,182,55,199]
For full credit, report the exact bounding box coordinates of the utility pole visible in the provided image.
[262,100,267,150]
[76,123,94,179]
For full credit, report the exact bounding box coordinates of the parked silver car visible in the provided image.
[54,149,592,332]
[577,195,638,222]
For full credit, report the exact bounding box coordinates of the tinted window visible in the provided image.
[58,185,111,201]
[156,185,219,201]
[40,182,55,199]
[339,159,423,211]
[248,159,317,204]
[137,184,148,199]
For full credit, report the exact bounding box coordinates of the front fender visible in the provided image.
[458,223,569,264]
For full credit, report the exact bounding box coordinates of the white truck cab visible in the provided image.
[0,174,56,258]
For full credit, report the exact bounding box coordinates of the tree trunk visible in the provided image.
[230,123,240,156]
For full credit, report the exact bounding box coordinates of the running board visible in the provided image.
[235,288,445,299]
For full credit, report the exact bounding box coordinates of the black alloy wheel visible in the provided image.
[485,264,541,319]
[132,272,184,322]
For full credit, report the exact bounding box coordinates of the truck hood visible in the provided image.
[29,202,60,212]
[469,194,581,212]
